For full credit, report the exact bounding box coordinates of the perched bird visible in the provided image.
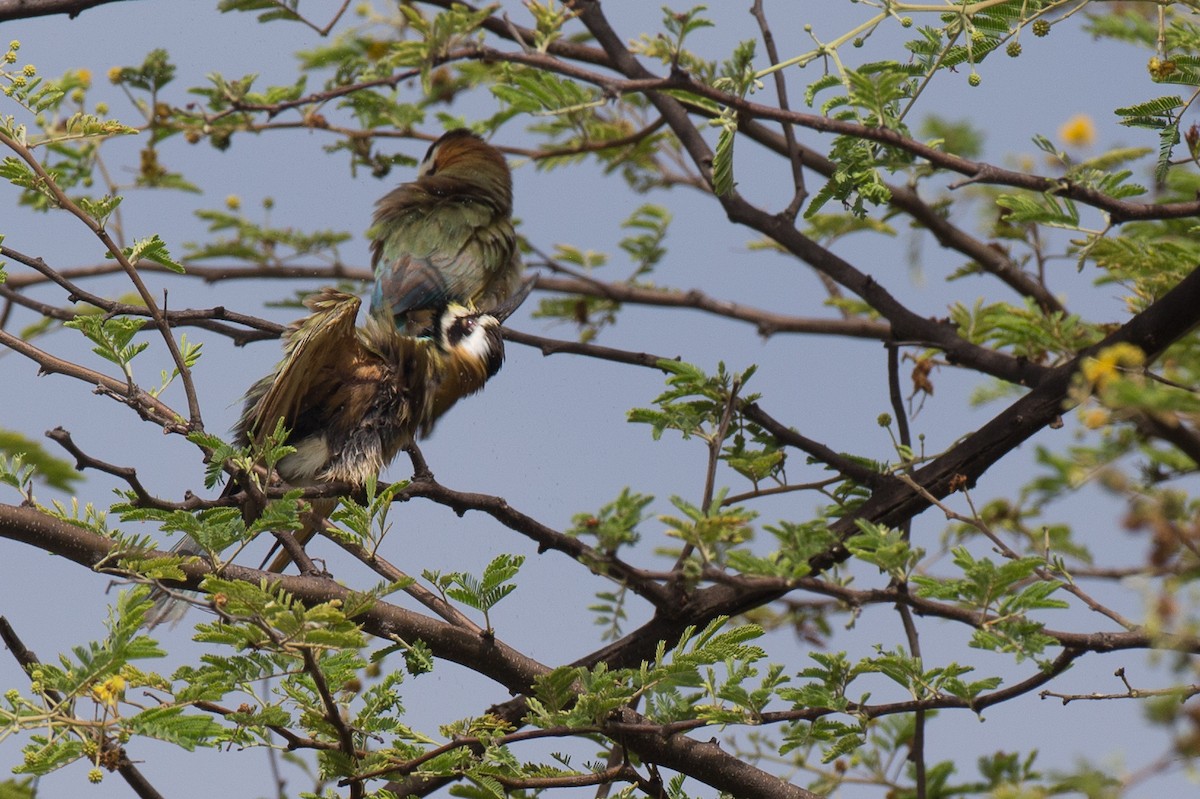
[369,128,523,333]
[145,281,532,627]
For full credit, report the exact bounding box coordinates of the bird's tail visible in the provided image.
[256,498,334,574]
[144,478,241,630]
[143,535,209,630]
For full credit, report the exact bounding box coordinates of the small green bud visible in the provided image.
[1006,41,1021,57]
[853,37,864,47]
[877,413,893,427]
[900,16,913,27]
[1032,19,1050,37]
[968,72,982,87]
[88,768,104,784]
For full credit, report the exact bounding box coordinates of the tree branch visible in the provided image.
[0,0,135,21]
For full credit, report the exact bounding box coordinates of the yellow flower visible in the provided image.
[21,63,34,76]
[365,40,390,61]
[225,194,241,211]
[1081,342,1144,388]
[1149,57,1177,81]
[1059,114,1096,148]
[76,68,92,87]
[1079,407,1110,429]
[107,66,123,84]
[92,675,126,708]
[7,40,18,51]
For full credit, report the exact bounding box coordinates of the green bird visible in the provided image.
[369,128,523,333]
[145,281,532,627]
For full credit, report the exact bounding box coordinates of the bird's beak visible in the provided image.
[491,276,537,322]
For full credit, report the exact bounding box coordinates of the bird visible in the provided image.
[369,128,523,334]
[144,280,532,627]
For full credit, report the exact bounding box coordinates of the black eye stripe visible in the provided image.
[445,315,477,346]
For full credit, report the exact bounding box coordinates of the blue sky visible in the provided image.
[0,2,1193,797]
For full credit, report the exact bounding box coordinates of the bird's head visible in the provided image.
[417,128,512,210]
[433,276,534,378]
[436,304,504,378]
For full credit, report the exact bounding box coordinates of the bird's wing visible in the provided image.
[243,288,363,449]
[368,188,517,321]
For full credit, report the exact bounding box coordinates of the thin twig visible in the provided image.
[0,131,204,429]
[0,617,167,799]
[750,0,807,219]
[0,328,185,433]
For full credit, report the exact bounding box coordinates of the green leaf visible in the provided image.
[127,706,224,750]
[118,233,184,273]
[64,313,149,369]
[712,118,736,197]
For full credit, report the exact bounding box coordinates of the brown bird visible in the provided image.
[369,128,523,333]
[145,282,531,627]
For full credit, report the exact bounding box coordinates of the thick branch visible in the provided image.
[0,502,817,799]
[0,0,134,20]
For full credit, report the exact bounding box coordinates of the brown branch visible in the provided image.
[750,0,806,220]
[502,327,673,371]
[1040,669,1200,705]
[1,258,362,288]
[298,644,361,797]
[329,535,484,633]
[534,274,890,339]
[0,282,278,346]
[1,501,822,799]
[346,724,603,783]
[6,253,890,343]
[192,699,349,753]
[0,131,204,429]
[0,327,186,433]
[459,41,1200,224]
[1,246,285,343]
[496,25,1051,392]
[733,117,1065,316]
[397,475,674,609]
[46,427,158,506]
[743,402,891,490]
[0,0,133,20]
[0,502,551,693]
